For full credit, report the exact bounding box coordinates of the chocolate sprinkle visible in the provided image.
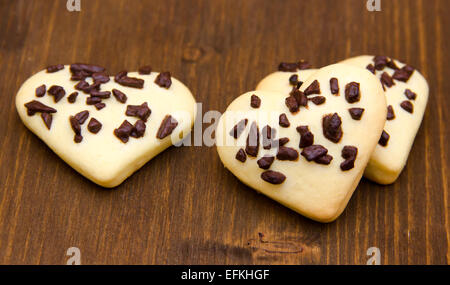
[156,115,178,139]
[330,78,339,94]
[245,122,260,157]
[404,89,417,100]
[46,64,64,73]
[373,56,388,70]
[296,125,314,148]
[345,82,360,103]
[114,70,145,89]
[94,103,106,110]
[301,145,328,161]
[35,85,46,97]
[400,100,414,113]
[24,100,57,116]
[276,146,299,161]
[69,116,83,143]
[126,102,151,121]
[130,120,146,138]
[74,110,89,124]
[322,113,343,143]
[112,89,128,103]
[92,72,110,83]
[235,148,247,162]
[250,94,261,108]
[378,130,390,146]
[289,74,299,86]
[138,65,152,75]
[366,64,376,74]
[387,59,400,70]
[285,95,299,113]
[114,120,134,143]
[348,108,364,120]
[279,113,290,127]
[261,170,286,184]
[380,72,395,88]
[87,118,102,134]
[387,105,395,120]
[340,145,358,171]
[298,60,312,70]
[47,85,66,103]
[86,97,102,105]
[276,137,290,146]
[70,63,105,75]
[229,119,248,139]
[309,96,326,105]
[154,72,172,88]
[303,80,320,95]
[41,113,52,130]
[392,65,414,82]
[315,154,333,165]
[68,92,78,103]
[90,90,111,99]
[257,156,275,169]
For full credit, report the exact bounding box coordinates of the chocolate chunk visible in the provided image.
[400,100,414,113]
[114,70,128,81]
[154,72,172,88]
[404,89,417,100]
[340,145,358,171]
[245,122,259,157]
[92,72,110,83]
[257,156,275,170]
[75,81,101,94]
[235,148,247,162]
[296,125,314,148]
[261,170,286,184]
[95,103,106,110]
[345,82,360,103]
[303,80,320,95]
[373,55,388,70]
[393,65,414,82]
[279,113,290,127]
[24,100,57,116]
[285,95,299,113]
[70,63,105,75]
[296,81,304,89]
[86,97,102,105]
[130,120,146,138]
[112,89,128,103]
[330,77,339,94]
[366,64,376,74]
[87,118,102,134]
[156,115,178,139]
[301,145,328,161]
[315,154,333,165]
[68,92,78,103]
[75,80,89,92]
[41,113,52,130]
[74,110,89,124]
[229,119,248,139]
[250,94,261,108]
[74,134,83,143]
[70,70,90,81]
[69,116,82,143]
[278,62,298,72]
[322,113,343,143]
[386,105,395,120]
[35,85,46,97]
[298,60,312,70]
[90,90,111,98]
[291,89,308,107]
[309,96,326,105]
[378,130,390,146]
[386,59,400,70]
[277,137,289,146]
[348,108,364,120]
[114,120,134,143]
[126,102,151,121]
[46,64,64,73]
[276,146,299,161]
[47,85,66,103]
[138,65,152,75]
[380,72,395,88]
[116,75,145,89]
[289,74,299,86]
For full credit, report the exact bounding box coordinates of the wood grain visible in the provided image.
[0,0,448,264]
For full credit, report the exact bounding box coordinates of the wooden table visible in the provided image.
[0,0,448,265]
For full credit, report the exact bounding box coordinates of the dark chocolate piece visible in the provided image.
[24,100,57,116]
[322,113,343,143]
[46,64,64,73]
[404,89,417,100]
[279,113,290,127]
[35,85,46,97]
[47,85,66,103]
[156,115,178,139]
[315,154,333,165]
[340,145,358,171]
[301,145,328,161]
[130,120,146,138]
[261,170,286,184]
[69,116,82,143]
[297,60,311,70]
[90,90,111,99]
[235,148,247,162]
[138,65,152,75]
[245,122,259,157]
[94,103,106,110]
[86,97,102,105]
[278,62,298,72]
[285,95,299,113]
[74,110,89,124]
[348,108,364,120]
[87,118,102,134]
[229,119,248,139]
[392,65,414,82]
[92,72,110,83]
[70,63,106,75]
[378,130,390,146]
[291,88,308,106]
[309,96,326,105]
[303,80,320,95]
[276,146,299,161]
[296,125,314,148]
[345,82,360,103]
[386,59,400,70]
[257,156,275,170]
[380,72,395,88]
[114,70,144,89]
[154,72,172,88]
[366,64,376,74]
[276,137,290,146]
[68,92,78,103]
[387,105,395,120]
[373,55,388,70]
[330,77,339,95]
[126,102,151,121]
[112,89,128,103]
[289,74,299,86]
[250,94,261,108]
[400,100,414,113]
[41,113,52,130]
[114,120,134,143]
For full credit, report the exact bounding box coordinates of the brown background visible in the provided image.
[0,0,448,265]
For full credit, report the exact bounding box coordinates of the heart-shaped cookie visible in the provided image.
[340,55,429,184]
[16,64,196,187]
[216,64,386,222]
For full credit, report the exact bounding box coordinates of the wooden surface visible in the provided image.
[0,0,448,265]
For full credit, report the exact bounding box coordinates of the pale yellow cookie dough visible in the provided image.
[341,55,429,184]
[256,69,318,94]
[16,66,196,187]
[216,64,386,222]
